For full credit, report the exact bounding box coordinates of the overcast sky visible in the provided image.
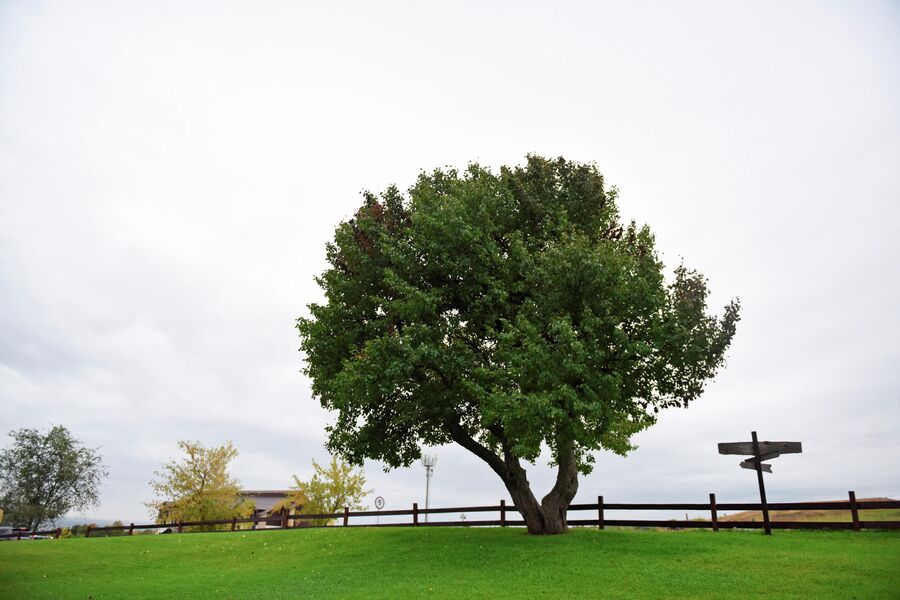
[1,1,898,524]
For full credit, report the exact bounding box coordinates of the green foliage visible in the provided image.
[0,425,107,531]
[146,441,254,531]
[298,155,740,479]
[1,528,897,599]
[60,524,90,538]
[107,520,126,537]
[285,456,370,526]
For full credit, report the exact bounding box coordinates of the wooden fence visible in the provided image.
[0,528,62,540]
[3,490,897,540]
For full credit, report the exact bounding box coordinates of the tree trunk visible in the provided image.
[499,452,546,535]
[498,446,578,535]
[446,418,578,535]
[538,443,580,535]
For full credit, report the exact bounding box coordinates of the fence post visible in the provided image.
[413,502,419,526]
[598,495,604,530]
[343,506,349,527]
[282,507,289,529]
[848,491,860,532]
[129,523,135,536]
[500,499,506,527]
[231,517,237,532]
[710,493,718,532]
[54,528,61,539]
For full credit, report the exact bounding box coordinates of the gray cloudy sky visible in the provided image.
[1,1,898,524]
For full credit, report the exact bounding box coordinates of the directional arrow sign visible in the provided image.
[740,460,772,473]
[754,451,782,462]
[719,431,803,536]
[718,441,802,456]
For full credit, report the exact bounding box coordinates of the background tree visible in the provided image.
[146,441,253,531]
[283,456,369,526]
[61,523,89,538]
[0,425,107,531]
[107,519,126,537]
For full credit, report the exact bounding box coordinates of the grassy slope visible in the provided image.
[722,508,900,522]
[720,498,900,523]
[1,527,898,600]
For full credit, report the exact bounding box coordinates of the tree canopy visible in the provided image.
[298,155,740,534]
[146,441,253,530]
[0,425,107,531]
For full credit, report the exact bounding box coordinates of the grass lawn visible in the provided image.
[1,527,898,599]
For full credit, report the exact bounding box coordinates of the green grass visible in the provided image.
[2,527,898,599]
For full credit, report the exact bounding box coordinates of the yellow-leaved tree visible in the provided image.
[283,457,370,526]
[146,441,254,531]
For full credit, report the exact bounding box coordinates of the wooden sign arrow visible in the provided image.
[740,460,772,473]
[754,451,781,462]
[718,441,802,456]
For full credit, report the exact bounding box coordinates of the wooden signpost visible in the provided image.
[718,431,802,535]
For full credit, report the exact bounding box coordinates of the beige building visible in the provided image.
[240,490,300,527]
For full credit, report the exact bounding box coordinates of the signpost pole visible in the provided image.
[751,431,771,535]
[375,496,385,525]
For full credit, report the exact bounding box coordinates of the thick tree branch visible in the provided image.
[445,418,507,479]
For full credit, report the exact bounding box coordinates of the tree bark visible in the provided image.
[539,442,579,534]
[446,418,577,535]
[498,447,546,534]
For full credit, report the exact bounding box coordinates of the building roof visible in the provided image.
[240,490,293,497]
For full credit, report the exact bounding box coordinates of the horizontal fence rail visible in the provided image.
[4,493,898,540]
[0,528,63,540]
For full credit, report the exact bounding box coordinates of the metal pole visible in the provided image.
[751,431,771,535]
[421,455,436,523]
[425,469,430,522]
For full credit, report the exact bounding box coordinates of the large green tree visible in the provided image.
[0,425,107,531]
[298,156,740,534]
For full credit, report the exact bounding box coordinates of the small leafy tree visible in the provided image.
[107,519,126,536]
[64,523,89,537]
[0,426,107,531]
[298,155,740,534]
[146,441,254,531]
[285,457,370,526]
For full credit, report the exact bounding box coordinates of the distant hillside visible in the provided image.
[53,517,116,528]
[720,498,899,523]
